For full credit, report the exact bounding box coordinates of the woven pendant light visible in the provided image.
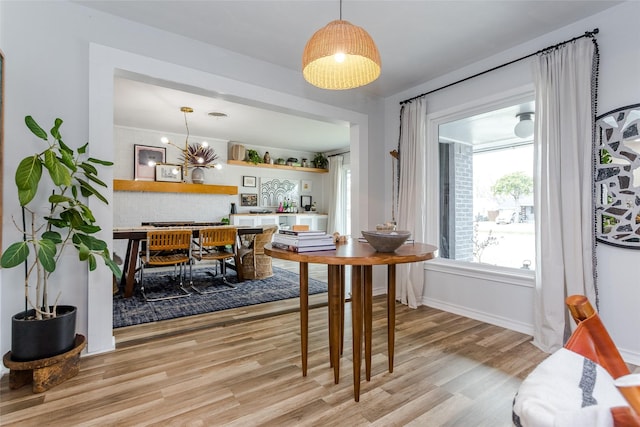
[302,15,381,90]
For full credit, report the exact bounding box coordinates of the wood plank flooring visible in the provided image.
[4,260,633,425]
[2,299,551,424]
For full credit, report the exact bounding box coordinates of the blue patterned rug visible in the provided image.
[113,267,327,328]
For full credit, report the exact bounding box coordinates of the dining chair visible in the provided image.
[237,224,278,280]
[191,227,237,293]
[138,229,193,301]
[513,295,640,426]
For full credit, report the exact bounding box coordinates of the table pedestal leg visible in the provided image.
[300,262,308,377]
[122,239,140,298]
[387,264,396,373]
[340,265,345,356]
[351,265,363,401]
[364,265,373,381]
[328,265,341,384]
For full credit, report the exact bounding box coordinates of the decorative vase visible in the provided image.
[231,144,245,161]
[191,167,205,184]
[11,305,77,362]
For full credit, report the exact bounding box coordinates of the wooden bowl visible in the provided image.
[361,230,411,252]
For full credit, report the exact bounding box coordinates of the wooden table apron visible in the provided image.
[113,225,262,298]
[265,240,436,401]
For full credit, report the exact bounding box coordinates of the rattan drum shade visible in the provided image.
[302,20,381,90]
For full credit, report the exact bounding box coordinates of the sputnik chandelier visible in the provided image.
[160,107,221,181]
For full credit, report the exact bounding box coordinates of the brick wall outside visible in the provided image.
[454,143,473,262]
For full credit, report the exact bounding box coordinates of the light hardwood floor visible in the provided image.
[3,261,627,426]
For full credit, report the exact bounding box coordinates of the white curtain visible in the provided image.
[532,38,597,352]
[326,155,345,235]
[396,97,427,308]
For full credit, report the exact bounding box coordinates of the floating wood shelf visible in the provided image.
[113,179,238,195]
[227,159,328,173]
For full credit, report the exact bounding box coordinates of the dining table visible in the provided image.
[113,223,262,298]
[264,239,437,401]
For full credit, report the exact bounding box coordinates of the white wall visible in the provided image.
[0,0,375,364]
[383,1,640,364]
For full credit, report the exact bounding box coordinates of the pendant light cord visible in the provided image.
[339,0,342,20]
[183,110,191,146]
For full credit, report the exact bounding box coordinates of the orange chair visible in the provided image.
[513,295,640,426]
[191,227,237,293]
[139,229,192,301]
[292,224,310,231]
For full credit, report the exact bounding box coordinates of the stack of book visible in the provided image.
[272,230,336,252]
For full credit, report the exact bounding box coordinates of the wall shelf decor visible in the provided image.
[595,103,640,248]
[260,178,299,207]
[113,179,238,195]
[227,159,327,173]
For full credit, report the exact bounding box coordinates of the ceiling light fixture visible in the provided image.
[302,0,381,90]
[514,112,535,138]
[161,107,222,180]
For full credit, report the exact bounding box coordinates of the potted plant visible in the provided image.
[1,116,121,362]
[246,149,262,165]
[312,152,328,169]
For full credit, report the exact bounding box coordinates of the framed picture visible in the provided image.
[243,175,256,187]
[155,164,182,182]
[240,193,258,207]
[301,179,312,193]
[134,145,165,181]
[301,195,312,209]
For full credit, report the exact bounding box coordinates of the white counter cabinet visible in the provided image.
[231,213,328,231]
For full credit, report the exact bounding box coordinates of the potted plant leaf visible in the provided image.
[1,116,121,362]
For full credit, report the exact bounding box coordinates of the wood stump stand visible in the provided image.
[2,334,86,393]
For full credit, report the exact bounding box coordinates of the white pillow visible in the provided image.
[513,348,629,427]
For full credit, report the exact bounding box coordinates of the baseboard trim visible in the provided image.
[422,297,534,336]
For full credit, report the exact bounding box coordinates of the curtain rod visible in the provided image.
[399,28,599,105]
[327,150,350,158]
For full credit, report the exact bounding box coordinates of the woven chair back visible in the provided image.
[199,228,237,248]
[147,230,192,251]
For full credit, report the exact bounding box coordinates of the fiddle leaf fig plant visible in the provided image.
[0,116,122,320]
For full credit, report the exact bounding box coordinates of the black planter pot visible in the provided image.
[11,305,77,362]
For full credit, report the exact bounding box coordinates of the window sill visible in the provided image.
[424,258,535,288]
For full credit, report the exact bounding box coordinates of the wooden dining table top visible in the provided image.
[265,239,437,265]
[113,224,249,239]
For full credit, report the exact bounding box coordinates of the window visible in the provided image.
[438,100,536,270]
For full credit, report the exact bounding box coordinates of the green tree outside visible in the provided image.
[491,171,533,206]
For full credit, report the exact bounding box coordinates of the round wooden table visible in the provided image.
[265,239,437,401]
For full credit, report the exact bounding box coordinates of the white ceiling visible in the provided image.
[78,0,619,151]
[114,77,351,152]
